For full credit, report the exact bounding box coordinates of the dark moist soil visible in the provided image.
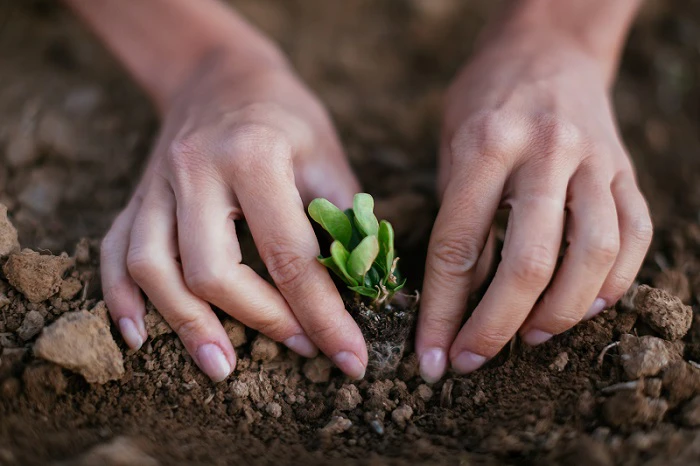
[346,293,418,380]
[1,0,700,465]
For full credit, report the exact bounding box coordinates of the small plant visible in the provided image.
[308,193,405,306]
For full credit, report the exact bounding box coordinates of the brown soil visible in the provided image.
[1,0,700,465]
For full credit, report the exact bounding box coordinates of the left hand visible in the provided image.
[416,28,653,382]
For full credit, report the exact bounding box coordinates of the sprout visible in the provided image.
[309,193,406,305]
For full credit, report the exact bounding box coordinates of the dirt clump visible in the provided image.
[70,437,159,466]
[618,334,684,379]
[0,204,20,258]
[223,317,247,347]
[335,384,363,411]
[143,303,172,339]
[16,310,44,341]
[319,416,352,437]
[602,390,668,431]
[303,355,333,383]
[250,334,280,362]
[33,310,124,384]
[662,361,700,407]
[680,395,700,427]
[59,277,83,300]
[2,250,74,303]
[653,268,691,303]
[634,285,693,340]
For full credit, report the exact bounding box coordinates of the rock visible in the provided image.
[33,310,124,384]
[16,310,44,341]
[223,318,247,348]
[75,436,158,466]
[680,396,700,427]
[73,238,91,264]
[319,416,352,436]
[335,384,363,411]
[0,204,19,258]
[662,361,700,406]
[414,384,433,402]
[250,334,280,362]
[653,269,691,303]
[303,356,333,383]
[265,402,282,418]
[635,285,692,340]
[144,303,172,338]
[602,391,668,430]
[618,334,684,379]
[59,277,83,300]
[3,250,74,303]
[89,301,110,327]
[391,404,414,428]
[549,352,569,372]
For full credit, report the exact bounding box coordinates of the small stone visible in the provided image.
[391,404,414,428]
[16,310,44,341]
[230,380,249,399]
[265,402,282,418]
[549,352,569,372]
[319,416,352,436]
[76,436,158,466]
[144,303,172,338]
[680,396,700,427]
[618,334,684,379]
[223,318,247,348]
[602,391,668,430]
[59,277,83,300]
[303,356,333,383]
[335,384,363,411]
[414,384,433,402]
[33,310,124,384]
[635,285,693,340]
[3,250,74,303]
[74,238,91,264]
[0,204,19,258]
[250,334,280,362]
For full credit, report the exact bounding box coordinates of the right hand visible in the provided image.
[101,51,368,382]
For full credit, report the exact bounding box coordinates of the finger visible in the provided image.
[521,165,620,343]
[448,169,566,374]
[233,150,368,379]
[175,179,318,358]
[127,177,236,382]
[296,134,361,209]
[101,196,147,350]
[592,171,652,315]
[417,157,506,383]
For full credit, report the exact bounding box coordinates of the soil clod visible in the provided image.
[634,285,693,340]
[3,250,74,303]
[618,334,683,379]
[0,204,20,258]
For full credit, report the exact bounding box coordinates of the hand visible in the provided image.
[100,52,368,382]
[417,29,653,382]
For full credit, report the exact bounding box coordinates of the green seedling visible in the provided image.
[309,193,406,305]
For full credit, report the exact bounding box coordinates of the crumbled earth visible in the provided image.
[2,0,700,465]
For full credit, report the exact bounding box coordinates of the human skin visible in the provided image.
[65,0,651,384]
[416,0,651,382]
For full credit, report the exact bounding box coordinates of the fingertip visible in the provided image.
[196,342,235,383]
[419,347,447,383]
[118,317,145,351]
[451,351,487,375]
[283,334,319,358]
[332,351,366,380]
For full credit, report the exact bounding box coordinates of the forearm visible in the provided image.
[64,0,286,113]
[484,0,642,85]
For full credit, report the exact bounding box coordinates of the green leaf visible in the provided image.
[343,209,363,250]
[377,220,395,275]
[330,241,357,286]
[317,256,352,286]
[348,285,380,300]
[387,277,406,293]
[364,266,381,288]
[308,198,352,248]
[353,193,379,237]
[347,235,379,282]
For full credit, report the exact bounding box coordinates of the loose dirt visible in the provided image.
[1,0,700,465]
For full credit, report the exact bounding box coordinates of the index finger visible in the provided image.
[233,155,368,379]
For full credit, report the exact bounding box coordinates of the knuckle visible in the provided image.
[429,235,481,279]
[583,230,620,264]
[126,247,166,283]
[262,243,309,290]
[605,268,634,296]
[229,123,293,180]
[184,267,227,301]
[169,313,209,342]
[508,245,556,284]
[468,328,513,356]
[306,321,344,345]
[548,312,581,333]
[168,132,209,168]
[531,114,582,151]
[451,112,512,166]
[629,215,654,245]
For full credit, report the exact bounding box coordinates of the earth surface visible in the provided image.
[1,0,700,465]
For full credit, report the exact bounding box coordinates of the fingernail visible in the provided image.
[583,297,608,320]
[522,329,553,346]
[419,348,447,383]
[196,343,232,383]
[452,351,487,374]
[284,334,319,358]
[332,351,366,380]
[119,318,143,350]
